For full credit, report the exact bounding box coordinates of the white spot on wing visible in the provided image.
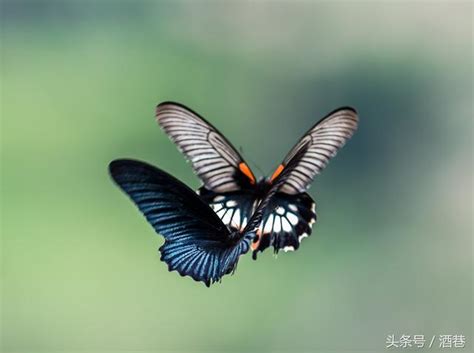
[287,213,299,226]
[211,203,223,211]
[282,217,292,232]
[276,206,285,215]
[216,208,226,218]
[264,215,273,233]
[289,204,298,212]
[241,217,248,228]
[273,216,281,232]
[222,210,233,225]
[226,200,237,207]
[298,233,309,242]
[283,246,295,252]
[232,209,241,228]
[214,196,225,202]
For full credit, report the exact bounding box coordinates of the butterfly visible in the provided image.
[156,102,359,258]
[109,157,296,286]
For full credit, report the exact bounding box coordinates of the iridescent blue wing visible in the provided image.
[109,159,253,286]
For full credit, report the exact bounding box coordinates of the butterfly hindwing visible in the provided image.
[198,187,257,232]
[156,102,257,193]
[252,192,316,256]
[109,159,253,286]
[200,187,317,256]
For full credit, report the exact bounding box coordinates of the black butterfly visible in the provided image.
[109,158,294,286]
[156,102,358,257]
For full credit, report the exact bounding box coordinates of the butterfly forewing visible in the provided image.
[271,107,359,194]
[156,102,256,193]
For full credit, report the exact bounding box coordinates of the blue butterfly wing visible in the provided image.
[109,159,253,286]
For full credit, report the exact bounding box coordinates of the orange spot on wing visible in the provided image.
[239,162,256,184]
[270,164,284,182]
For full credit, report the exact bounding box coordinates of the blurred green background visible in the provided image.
[1,1,472,352]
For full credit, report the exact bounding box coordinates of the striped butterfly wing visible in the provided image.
[253,107,358,254]
[156,102,257,193]
[268,107,359,194]
[109,159,254,286]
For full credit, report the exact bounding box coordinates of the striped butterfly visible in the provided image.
[156,102,359,258]
[109,157,296,286]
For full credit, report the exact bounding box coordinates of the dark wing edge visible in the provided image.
[269,107,359,194]
[156,102,257,193]
[109,159,254,286]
